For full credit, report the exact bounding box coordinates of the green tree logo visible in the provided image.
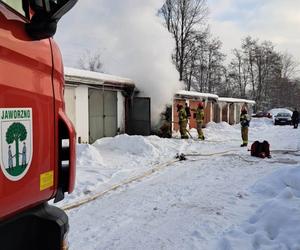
[6,122,27,171]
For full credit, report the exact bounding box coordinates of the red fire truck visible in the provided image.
[0,1,76,249]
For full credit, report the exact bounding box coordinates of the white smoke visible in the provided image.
[55,0,182,125]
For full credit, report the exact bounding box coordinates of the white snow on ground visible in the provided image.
[58,118,300,250]
[215,167,300,250]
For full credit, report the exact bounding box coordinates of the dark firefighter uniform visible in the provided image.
[292,109,299,129]
[178,105,188,139]
[240,109,250,147]
[196,103,205,140]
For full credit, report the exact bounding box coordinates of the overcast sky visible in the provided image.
[208,0,300,63]
[54,0,300,121]
[55,0,300,70]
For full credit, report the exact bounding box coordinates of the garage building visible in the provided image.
[64,67,135,144]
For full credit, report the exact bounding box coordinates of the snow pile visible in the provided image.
[66,144,110,201]
[77,144,105,167]
[93,134,159,158]
[216,167,300,250]
[206,121,233,130]
[61,134,191,205]
[252,167,300,198]
[65,135,163,202]
[204,122,240,142]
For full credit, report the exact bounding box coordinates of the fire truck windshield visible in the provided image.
[1,0,25,16]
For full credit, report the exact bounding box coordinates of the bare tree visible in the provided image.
[205,37,224,92]
[280,52,299,79]
[228,37,282,108]
[183,29,209,90]
[159,0,208,86]
[241,36,257,97]
[228,49,249,98]
[215,67,237,97]
[190,34,225,93]
[227,36,300,110]
[268,78,300,109]
[78,50,104,72]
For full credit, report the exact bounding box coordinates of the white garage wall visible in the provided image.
[64,86,76,126]
[75,85,89,143]
[117,91,125,133]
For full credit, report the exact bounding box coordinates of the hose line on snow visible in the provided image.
[184,150,236,157]
[62,150,240,210]
[184,149,300,164]
[62,148,299,211]
[270,149,300,156]
[62,158,181,211]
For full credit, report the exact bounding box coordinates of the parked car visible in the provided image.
[269,108,292,117]
[274,112,292,125]
[268,108,293,125]
[252,111,271,118]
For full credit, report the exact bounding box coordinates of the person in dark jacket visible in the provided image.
[292,108,299,129]
[240,108,250,147]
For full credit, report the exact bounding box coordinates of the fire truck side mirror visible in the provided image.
[26,0,77,40]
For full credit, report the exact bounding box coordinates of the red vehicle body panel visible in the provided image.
[51,39,76,193]
[0,2,75,220]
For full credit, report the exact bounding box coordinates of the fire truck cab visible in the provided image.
[0,0,76,249]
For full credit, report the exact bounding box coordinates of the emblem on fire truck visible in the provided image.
[0,108,33,181]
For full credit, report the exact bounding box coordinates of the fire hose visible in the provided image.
[62,149,299,211]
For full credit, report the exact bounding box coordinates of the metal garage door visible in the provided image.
[222,104,228,122]
[88,89,117,143]
[229,103,235,125]
[103,91,118,137]
[128,97,151,136]
[213,103,221,123]
[64,86,76,126]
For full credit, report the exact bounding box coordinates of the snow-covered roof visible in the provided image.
[218,97,256,105]
[175,90,219,100]
[174,91,256,104]
[64,67,135,87]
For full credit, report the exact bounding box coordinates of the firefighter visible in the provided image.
[177,104,188,139]
[240,108,250,147]
[195,102,205,140]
